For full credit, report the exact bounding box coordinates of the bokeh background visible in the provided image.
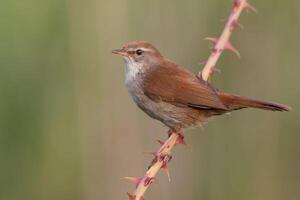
[1,0,299,200]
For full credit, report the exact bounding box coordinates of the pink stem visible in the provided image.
[133,133,179,200]
[200,0,253,81]
[126,133,179,200]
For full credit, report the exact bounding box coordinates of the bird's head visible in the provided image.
[112,41,163,67]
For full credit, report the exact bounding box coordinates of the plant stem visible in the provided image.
[200,0,255,81]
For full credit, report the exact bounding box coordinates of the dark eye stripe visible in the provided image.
[127,50,135,54]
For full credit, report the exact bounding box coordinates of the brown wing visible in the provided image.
[143,60,228,110]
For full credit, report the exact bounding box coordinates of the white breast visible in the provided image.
[124,58,144,83]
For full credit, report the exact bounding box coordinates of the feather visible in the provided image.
[142,60,228,111]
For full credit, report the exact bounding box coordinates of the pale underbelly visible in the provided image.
[127,84,206,130]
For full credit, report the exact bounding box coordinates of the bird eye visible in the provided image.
[136,49,143,55]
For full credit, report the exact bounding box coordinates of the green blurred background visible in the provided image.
[0,0,299,200]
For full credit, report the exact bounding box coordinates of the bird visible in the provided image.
[112,41,291,134]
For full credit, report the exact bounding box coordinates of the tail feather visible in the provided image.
[218,92,291,112]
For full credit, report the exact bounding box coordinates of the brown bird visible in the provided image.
[112,41,291,133]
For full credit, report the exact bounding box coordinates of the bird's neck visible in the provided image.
[123,58,146,85]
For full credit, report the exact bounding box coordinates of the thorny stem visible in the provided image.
[131,133,180,200]
[200,0,256,81]
[127,0,255,199]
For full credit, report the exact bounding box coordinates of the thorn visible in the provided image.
[233,0,241,8]
[156,139,164,146]
[127,193,145,200]
[127,192,135,200]
[230,19,243,30]
[160,154,172,181]
[122,177,143,188]
[205,38,220,54]
[206,37,240,57]
[176,133,186,146]
[210,67,221,74]
[205,37,219,44]
[162,166,171,182]
[224,41,241,58]
[144,177,157,186]
[244,1,257,13]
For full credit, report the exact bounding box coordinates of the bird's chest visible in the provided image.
[124,61,179,126]
[125,68,160,119]
[125,74,150,111]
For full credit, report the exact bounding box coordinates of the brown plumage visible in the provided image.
[143,61,227,110]
[217,92,290,111]
[112,41,291,131]
[144,61,290,113]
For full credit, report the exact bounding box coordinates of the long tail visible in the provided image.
[218,92,291,112]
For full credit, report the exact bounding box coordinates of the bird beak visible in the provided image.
[112,48,127,57]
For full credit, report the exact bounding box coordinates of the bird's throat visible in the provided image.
[124,58,145,84]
